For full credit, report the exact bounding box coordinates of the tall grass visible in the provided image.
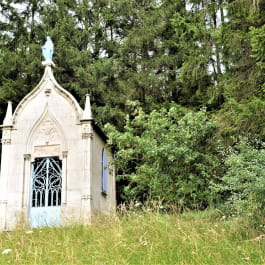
[0,207,264,264]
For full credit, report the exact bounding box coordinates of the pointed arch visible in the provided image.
[13,65,83,125]
[26,104,68,159]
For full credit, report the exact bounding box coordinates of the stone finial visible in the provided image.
[82,94,93,121]
[3,101,13,126]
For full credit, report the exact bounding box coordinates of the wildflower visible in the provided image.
[139,238,148,246]
[242,257,250,261]
[141,241,148,246]
[251,234,265,241]
[135,202,141,207]
[2,249,12,254]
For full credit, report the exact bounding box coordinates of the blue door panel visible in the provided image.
[29,157,62,228]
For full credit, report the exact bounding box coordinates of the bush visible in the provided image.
[105,102,223,208]
[214,140,265,215]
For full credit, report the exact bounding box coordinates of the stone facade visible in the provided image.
[0,60,116,230]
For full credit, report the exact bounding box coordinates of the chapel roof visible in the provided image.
[3,37,108,142]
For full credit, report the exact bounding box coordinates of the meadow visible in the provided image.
[0,207,264,265]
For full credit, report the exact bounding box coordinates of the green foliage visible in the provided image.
[215,1,265,139]
[250,24,265,70]
[1,0,264,136]
[106,102,223,208]
[1,0,265,210]
[171,9,214,106]
[214,140,265,214]
[219,97,265,139]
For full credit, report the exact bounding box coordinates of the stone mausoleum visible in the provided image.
[0,38,116,230]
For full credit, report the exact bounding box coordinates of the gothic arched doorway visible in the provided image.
[29,157,62,227]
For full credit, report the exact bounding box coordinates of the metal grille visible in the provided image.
[31,157,62,207]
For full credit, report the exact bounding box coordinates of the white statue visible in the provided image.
[42,36,54,61]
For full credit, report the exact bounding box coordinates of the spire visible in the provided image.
[82,94,93,121]
[3,101,13,126]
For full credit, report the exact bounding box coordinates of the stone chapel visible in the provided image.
[0,38,116,230]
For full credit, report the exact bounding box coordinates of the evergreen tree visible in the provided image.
[216,1,265,140]
[0,0,44,118]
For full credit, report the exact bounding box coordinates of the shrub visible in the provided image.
[105,102,223,208]
[215,140,265,215]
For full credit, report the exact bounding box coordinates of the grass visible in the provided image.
[0,208,265,264]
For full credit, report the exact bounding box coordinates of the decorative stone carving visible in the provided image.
[24,154,31,160]
[44,87,52,96]
[1,130,11,145]
[35,118,59,145]
[82,124,93,139]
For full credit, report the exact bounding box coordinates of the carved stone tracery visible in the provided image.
[35,118,59,145]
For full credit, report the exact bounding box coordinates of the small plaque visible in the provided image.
[34,144,60,157]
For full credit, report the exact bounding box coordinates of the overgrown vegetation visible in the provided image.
[213,140,265,215]
[1,0,265,227]
[106,103,223,208]
[0,207,265,264]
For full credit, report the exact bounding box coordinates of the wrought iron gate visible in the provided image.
[29,157,62,228]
